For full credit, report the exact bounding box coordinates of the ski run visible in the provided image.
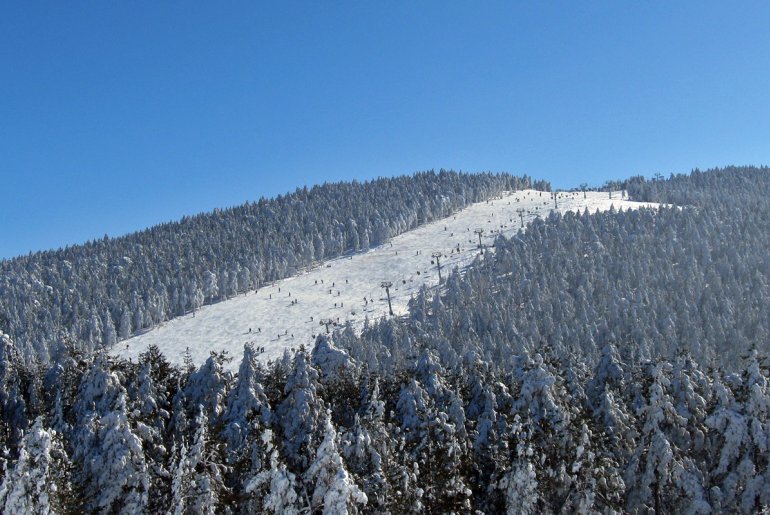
[115,189,660,369]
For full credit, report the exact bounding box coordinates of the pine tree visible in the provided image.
[168,441,191,515]
[706,350,770,511]
[341,378,393,511]
[243,428,302,514]
[180,407,229,514]
[587,343,636,458]
[625,361,710,513]
[305,410,367,514]
[276,350,325,471]
[420,409,472,511]
[559,420,625,513]
[0,417,73,514]
[498,415,540,515]
[0,333,30,466]
[70,355,150,512]
[221,343,271,508]
[132,359,172,513]
[183,351,231,426]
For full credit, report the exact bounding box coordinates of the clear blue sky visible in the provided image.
[3,2,770,259]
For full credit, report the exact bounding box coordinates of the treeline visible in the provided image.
[615,165,770,206]
[0,331,767,513]
[0,171,547,363]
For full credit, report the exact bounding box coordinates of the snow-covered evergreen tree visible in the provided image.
[0,417,72,514]
[498,415,540,515]
[341,378,393,511]
[221,343,272,508]
[222,343,270,456]
[306,410,367,514]
[70,355,150,512]
[182,406,227,514]
[168,442,191,515]
[0,333,30,465]
[243,429,301,514]
[276,349,325,471]
[183,351,231,425]
[625,361,710,513]
[706,349,770,511]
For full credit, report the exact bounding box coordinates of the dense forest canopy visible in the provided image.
[0,170,546,363]
[0,166,768,513]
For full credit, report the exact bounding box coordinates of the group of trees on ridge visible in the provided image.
[0,166,768,513]
[0,171,547,363]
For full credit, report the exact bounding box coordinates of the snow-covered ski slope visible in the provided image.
[115,190,660,369]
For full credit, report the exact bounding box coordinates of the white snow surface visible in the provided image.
[115,190,660,369]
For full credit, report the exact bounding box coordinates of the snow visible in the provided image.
[114,190,660,369]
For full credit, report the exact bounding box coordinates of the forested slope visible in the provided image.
[0,171,544,362]
[626,165,770,206]
[0,167,768,513]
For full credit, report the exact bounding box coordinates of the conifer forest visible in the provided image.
[1,167,769,513]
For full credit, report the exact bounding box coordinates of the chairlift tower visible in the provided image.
[431,252,443,283]
[553,191,558,209]
[474,228,485,254]
[380,281,394,316]
[320,318,334,334]
[516,208,525,228]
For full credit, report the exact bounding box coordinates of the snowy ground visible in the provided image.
[114,190,660,369]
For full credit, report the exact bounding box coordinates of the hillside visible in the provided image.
[0,171,543,363]
[1,167,769,514]
[117,189,659,368]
